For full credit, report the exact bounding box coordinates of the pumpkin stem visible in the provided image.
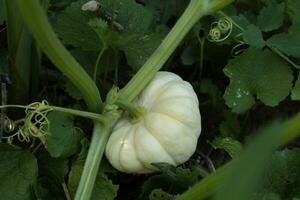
[115,100,145,123]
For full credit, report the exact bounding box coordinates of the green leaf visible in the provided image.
[0,144,38,200]
[231,14,251,30]
[117,32,164,70]
[144,0,188,24]
[89,0,153,33]
[64,80,83,100]
[151,163,177,180]
[267,0,300,57]
[68,139,89,198]
[292,73,300,100]
[35,150,68,200]
[70,49,98,74]
[54,0,102,51]
[112,0,154,33]
[257,3,285,32]
[68,138,119,200]
[200,78,223,108]
[211,137,243,159]
[243,25,265,48]
[224,47,293,113]
[255,148,300,199]
[214,122,283,200]
[90,172,119,200]
[150,189,175,200]
[37,150,68,183]
[88,18,109,43]
[89,0,164,70]
[219,111,241,139]
[46,112,84,158]
[139,167,203,200]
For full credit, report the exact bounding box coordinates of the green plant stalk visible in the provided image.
[75,1,233,199]
[0,104,107,123]
[93,45,107,82]
[175,113,300,200]
[75,113,120,200]
[15,0,102,112]
[120,0,233,102]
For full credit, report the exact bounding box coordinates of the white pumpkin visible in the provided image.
[105,71,201,173]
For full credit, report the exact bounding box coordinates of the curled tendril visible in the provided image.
[231,42,248,57]
[218,18,232,33]
[0,114,15,132]
[208,28,222,42]
[2,100,52,144]
[208,17,233,42]
[207,16,248,57]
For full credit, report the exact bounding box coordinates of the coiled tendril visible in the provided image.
[208,17,233,42]
[2,100,52,144]
[208,15,248,57]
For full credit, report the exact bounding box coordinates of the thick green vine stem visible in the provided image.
[119,0,233,102]
[75,1,233,200]
[74,112,121,200]
[15,0,102,112]
[175,113,300,200]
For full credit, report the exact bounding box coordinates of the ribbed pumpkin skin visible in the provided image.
[105,71,201,173]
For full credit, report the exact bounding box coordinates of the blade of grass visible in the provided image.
[214,122,282,200]
[176,113,300,200]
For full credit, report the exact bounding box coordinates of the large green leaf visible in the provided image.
[267,0,300,57]
[224,47,293,113]
[54,0,102,51]
[144,0,189,24]
[139,167,204,200]
[35,150,68,200]
[0,144,38,200]
[45,112,84,158]
[116,32,165,70]
[243,25,265,48]
[257,2,285,32]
